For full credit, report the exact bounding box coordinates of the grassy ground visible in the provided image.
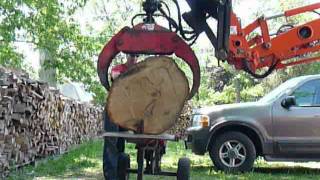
[8,140,320,180]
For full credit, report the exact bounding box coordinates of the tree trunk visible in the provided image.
[235,77,241,103]
[107,56,189,134]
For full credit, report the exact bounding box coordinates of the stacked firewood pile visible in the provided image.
[167,101,193,137]
[0,67,102,177]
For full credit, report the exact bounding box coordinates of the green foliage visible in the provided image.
[241,84,265,102]
[0,0,108,104]
[0,42,23,68]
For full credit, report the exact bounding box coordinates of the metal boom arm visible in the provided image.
[183,0,320,78]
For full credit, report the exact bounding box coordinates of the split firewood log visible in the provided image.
[167,101,193,137]
[107,56,189,134]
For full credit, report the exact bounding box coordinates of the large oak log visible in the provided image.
[107,56,189,134]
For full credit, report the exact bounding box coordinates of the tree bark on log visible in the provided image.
[107,56,189,134]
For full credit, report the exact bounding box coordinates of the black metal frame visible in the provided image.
[142,0,161,23]
[183,0,232,60]
[101,132,182,180]
[134,141,176,180]
[138,0,233,51]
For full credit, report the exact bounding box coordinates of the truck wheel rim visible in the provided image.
[219,140,247,168]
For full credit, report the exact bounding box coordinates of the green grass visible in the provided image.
[8,140,320,180]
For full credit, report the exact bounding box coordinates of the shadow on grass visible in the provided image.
[189,165,320,177]
[34,154,102,177]
[253,166,320,175]
[8,140,104,180]
[191,164,320,174]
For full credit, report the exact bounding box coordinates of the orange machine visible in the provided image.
[228,3,320,78]
[181,0,320,78]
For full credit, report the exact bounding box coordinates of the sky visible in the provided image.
[17,0,319,74]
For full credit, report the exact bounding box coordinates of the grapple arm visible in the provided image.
[97,24,200,99]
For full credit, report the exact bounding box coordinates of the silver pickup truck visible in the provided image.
[185,75,320,172]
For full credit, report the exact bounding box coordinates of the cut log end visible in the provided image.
[107,56,189,134]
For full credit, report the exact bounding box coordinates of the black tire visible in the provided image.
[177,157,190,180]
[209,131,256,173]
[118,153,130,180]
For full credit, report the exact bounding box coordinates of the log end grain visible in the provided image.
[107,56,189,134]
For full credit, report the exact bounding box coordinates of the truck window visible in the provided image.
[259,77,302,103]
[292,79,320,107]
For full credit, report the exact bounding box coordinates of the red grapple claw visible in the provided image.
[97,24,200,99]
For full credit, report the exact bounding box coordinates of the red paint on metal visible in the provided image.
[97,24,200,99]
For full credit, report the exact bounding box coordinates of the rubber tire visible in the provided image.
[209,131,256,173]
[177,157,190,180]
[118,153,130,180]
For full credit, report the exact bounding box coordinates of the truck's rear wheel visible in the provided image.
[209,131,256,172]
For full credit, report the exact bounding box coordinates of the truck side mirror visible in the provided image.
[281,96,296,109]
